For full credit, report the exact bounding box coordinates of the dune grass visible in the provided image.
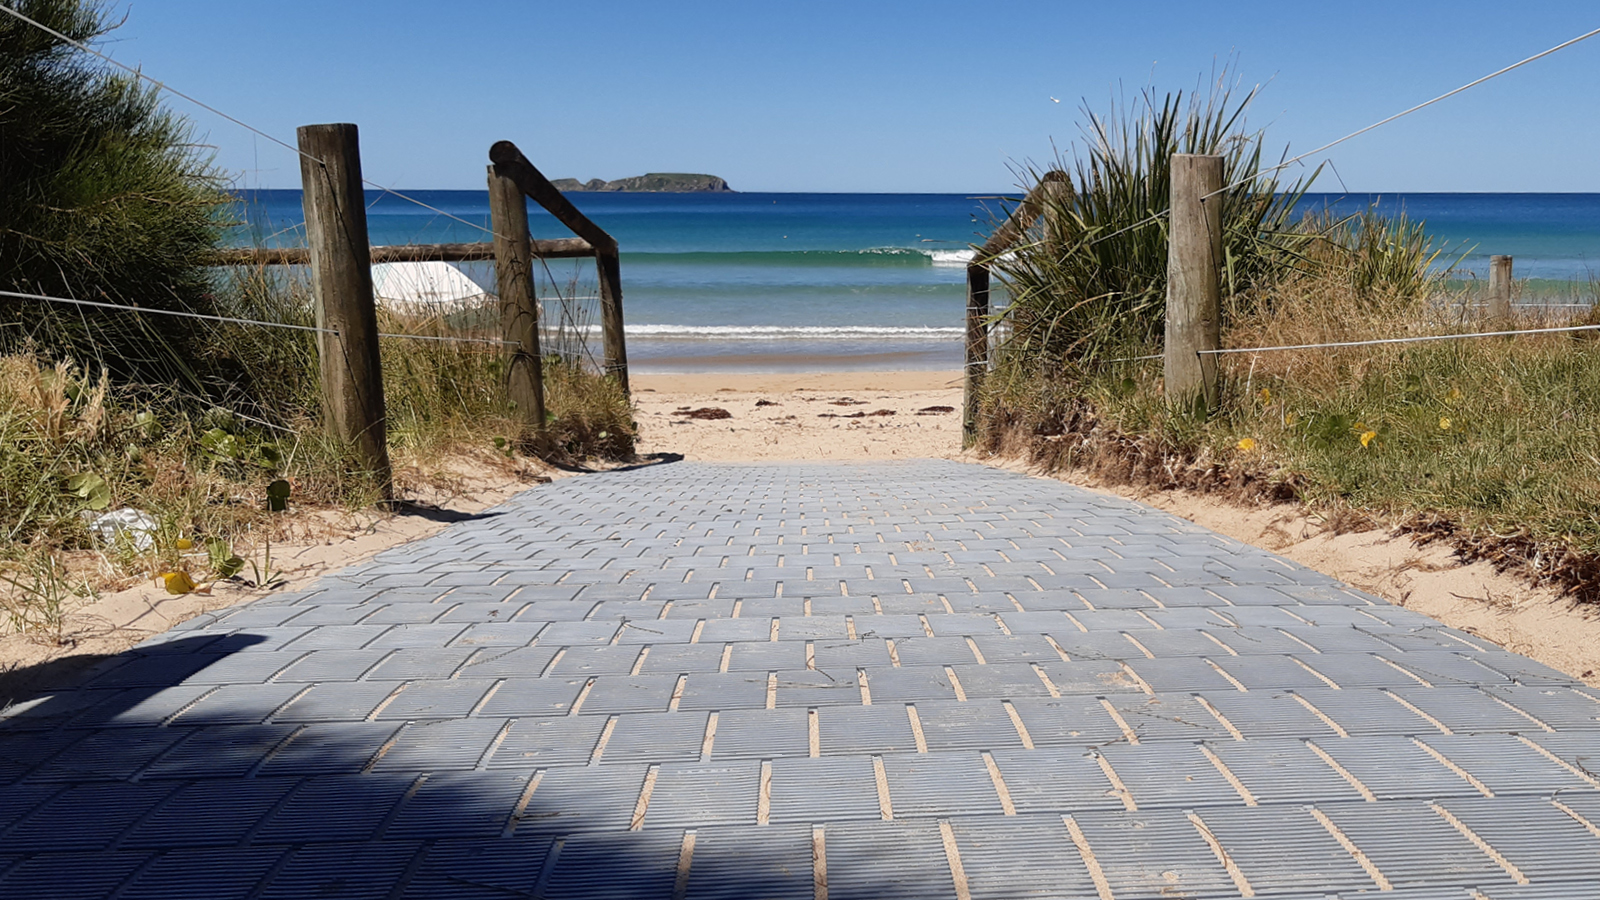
[989,73,1314,366]
[981,216,1600,596]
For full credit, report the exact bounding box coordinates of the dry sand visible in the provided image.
[1001,464,1600,684]
[632,369,965,461]
[9,367,1598,701]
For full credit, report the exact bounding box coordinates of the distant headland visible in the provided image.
[551,173,734,193]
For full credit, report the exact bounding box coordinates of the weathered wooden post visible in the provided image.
[962,262,991,447]
[595,250,630,396]
[1165,154,1224,412]
[1489,254,1513,320]
[488,141,630,396]
[487,165,546,433]
[297,123,392,500]
[963,171,1070,447]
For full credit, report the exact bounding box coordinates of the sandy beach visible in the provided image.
[632,368,965,461]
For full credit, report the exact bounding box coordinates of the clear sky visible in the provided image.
[100,0,1600,193]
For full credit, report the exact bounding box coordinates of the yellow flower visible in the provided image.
[175,537,193,551]
[1438,417,1452,431]
[1351,421,1367,433]
[1446,387,1462,402]
[1284,412,1298,426]
[1237,438,1257,452]
[1258,388,1271,404]
[1359,430,1378,448]
[162,571,196,595]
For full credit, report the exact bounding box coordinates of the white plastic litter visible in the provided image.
[371,261,490,313]
[89,508,158,552]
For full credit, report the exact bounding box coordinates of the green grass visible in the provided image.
[1025,333,1600,553]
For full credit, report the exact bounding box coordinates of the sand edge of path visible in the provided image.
[0,462,568,705]
[986,456,1600,686]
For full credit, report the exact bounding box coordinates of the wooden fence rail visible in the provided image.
[962,171,1069,447]
[218,125,629,508]
[211,238,594,267]
[491,140,629,395]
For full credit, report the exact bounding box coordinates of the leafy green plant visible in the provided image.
[205,538,245,579]
[200,427,242,462]
[63,472,109,510]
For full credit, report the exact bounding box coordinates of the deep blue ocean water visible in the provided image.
[232,190,1600,371]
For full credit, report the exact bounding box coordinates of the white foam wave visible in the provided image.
[616,324,964,342]
[928,249,976,267]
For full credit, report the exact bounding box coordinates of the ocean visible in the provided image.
[234,190,1600,373]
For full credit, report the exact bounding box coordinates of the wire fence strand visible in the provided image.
[1107,321,1600,362]
[1070,25,1600,248]
[3,288,338,334]
[0,2,510,244]
[6,288,519,346]
[1199,321,1600,356]
[0,2,320,169]
[1202,26,1600,201]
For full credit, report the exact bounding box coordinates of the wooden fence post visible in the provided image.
[962,262,990,447]
[1165,154,1224,412]
[297,123,392,500]
[487,141,629,396]
[1489,255,1513,320]
[595,250,630,396]
[487,165,545,433]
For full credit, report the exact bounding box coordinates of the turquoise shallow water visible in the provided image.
[232,190,1600,372]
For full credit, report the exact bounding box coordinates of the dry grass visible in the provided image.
[0,274,638,640]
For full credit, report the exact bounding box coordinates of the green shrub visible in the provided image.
[0,0,230,383]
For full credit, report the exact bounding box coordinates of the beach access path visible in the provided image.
[2,459,1598,899]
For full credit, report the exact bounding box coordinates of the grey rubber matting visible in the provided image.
[3,460,1599,899]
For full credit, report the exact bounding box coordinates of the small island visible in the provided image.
[551,173,734,192]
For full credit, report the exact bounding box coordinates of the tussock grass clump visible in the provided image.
[990,72,1312,367]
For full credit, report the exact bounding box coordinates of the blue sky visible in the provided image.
[106,0,1600,192]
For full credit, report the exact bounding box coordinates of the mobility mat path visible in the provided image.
[3,460,1600,899]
